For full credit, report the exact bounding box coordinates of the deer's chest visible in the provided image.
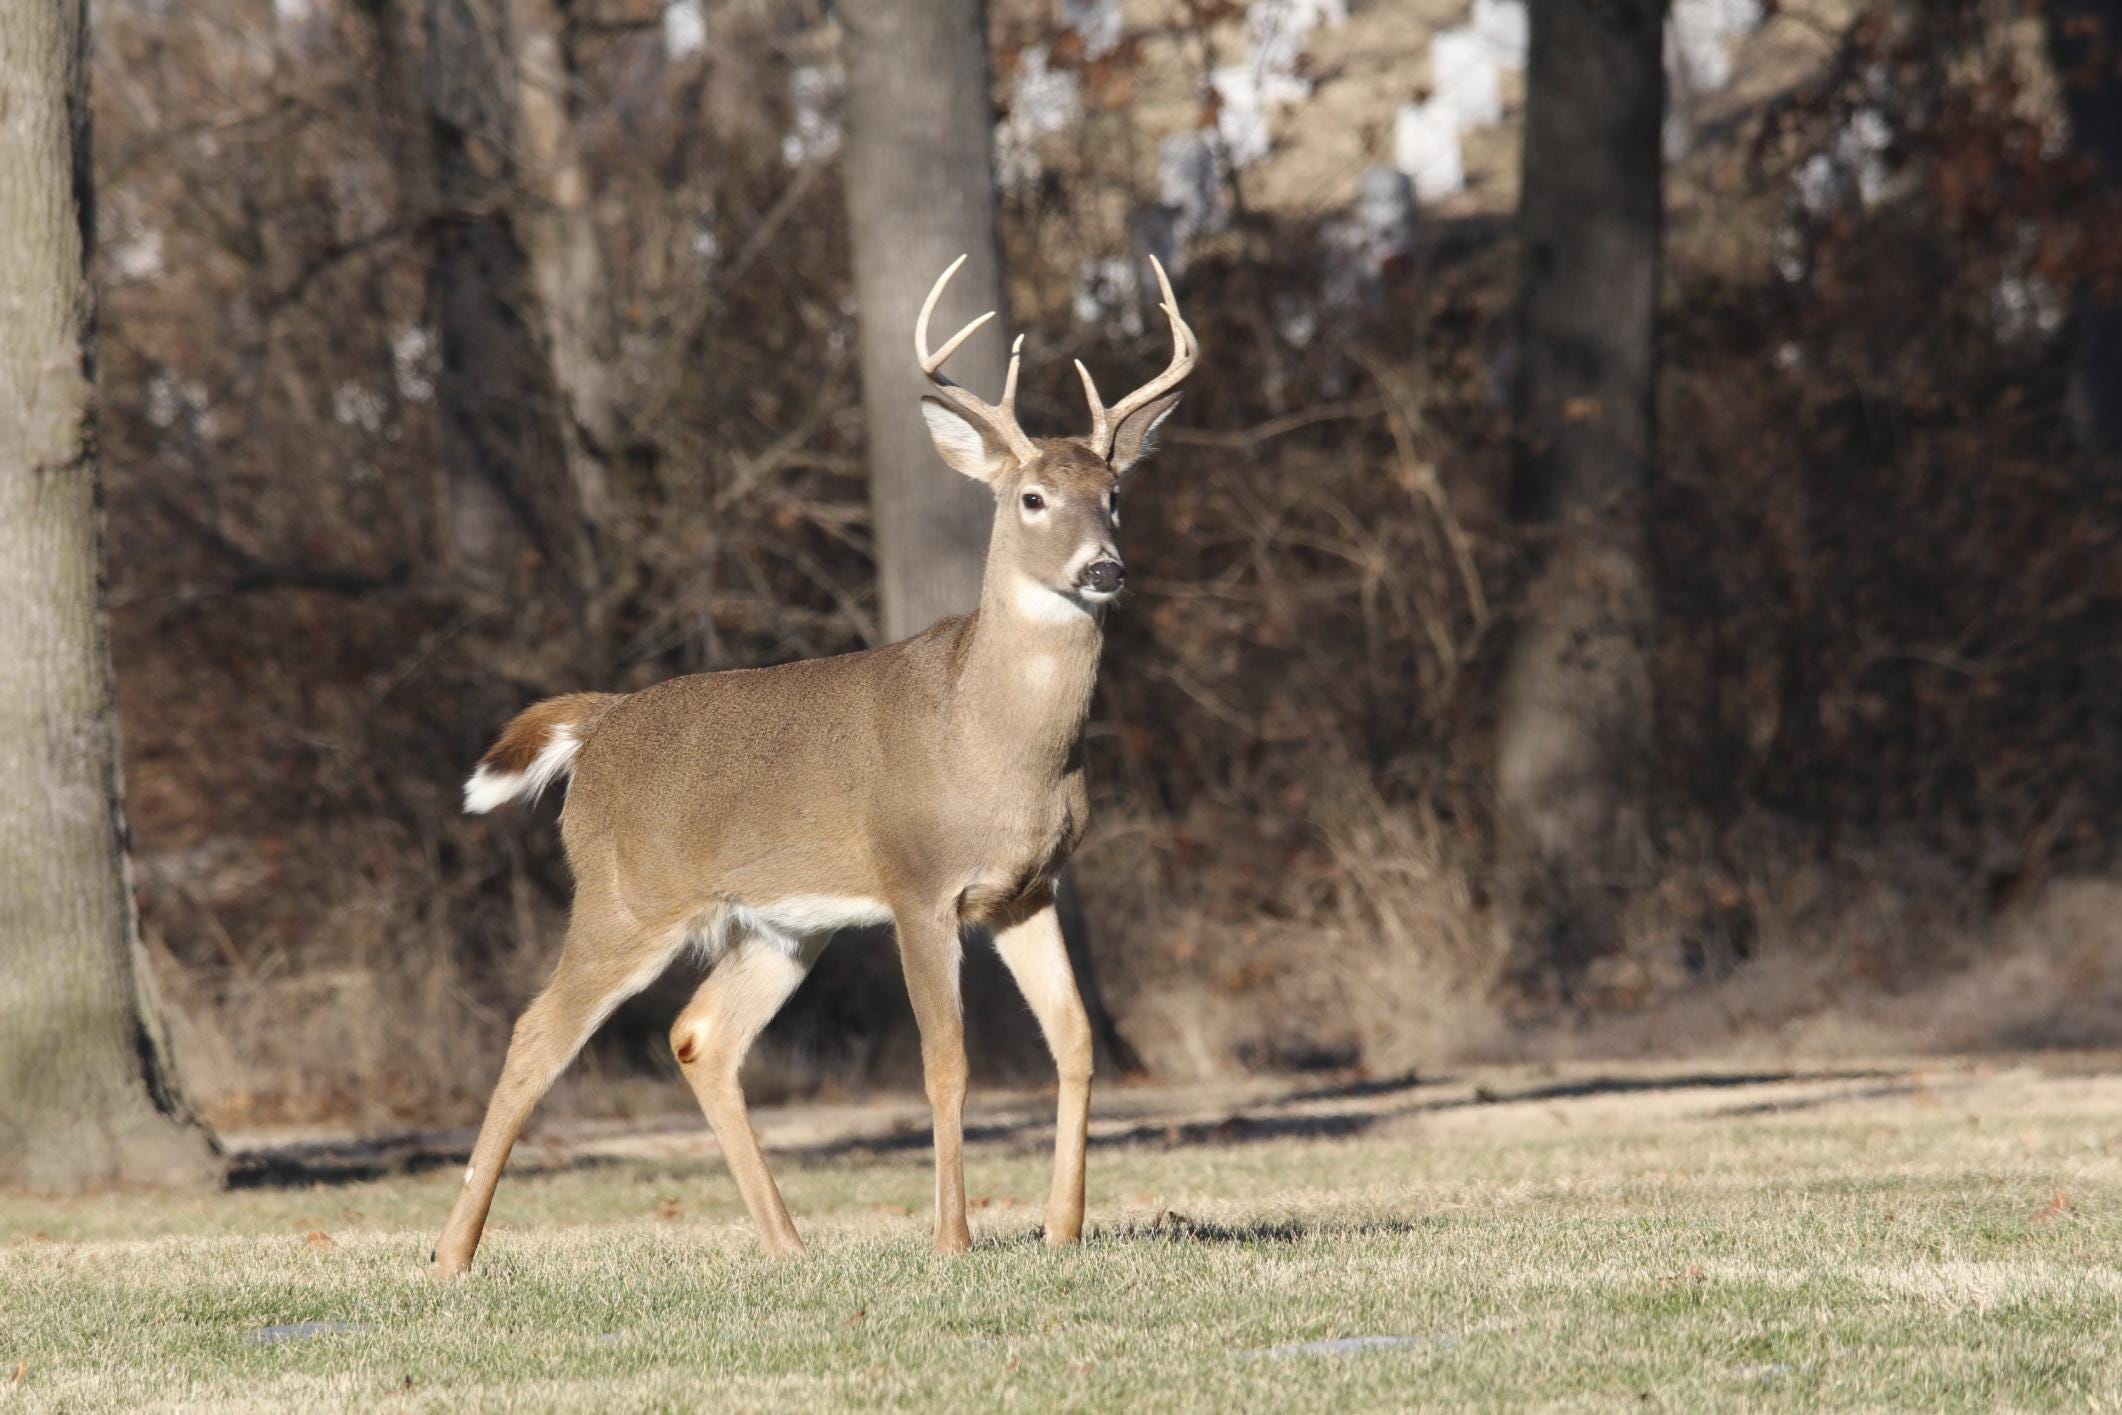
[956,772,1089,922]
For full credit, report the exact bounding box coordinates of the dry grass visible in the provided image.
[4,1058,2120,1410]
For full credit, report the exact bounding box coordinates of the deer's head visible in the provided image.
[915,255,1196,615]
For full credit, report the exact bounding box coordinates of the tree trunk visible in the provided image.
[2048,0,2122,455]
[507,0,624,582]
[1495,0,1665,1000]
[0,0,220,1190]
[423,0,578,597]
[839,0,1006,642]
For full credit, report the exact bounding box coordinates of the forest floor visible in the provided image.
[3,1056,2119,1410]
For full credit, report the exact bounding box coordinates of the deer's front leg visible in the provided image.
[991,900,1092,1245]
[895,906,972,1254]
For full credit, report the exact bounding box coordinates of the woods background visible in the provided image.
[83,0,2122,1132]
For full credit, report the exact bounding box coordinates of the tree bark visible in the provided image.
[423,0,578,596]
[839,0,1007,642]
[1495,0,1665,999]
[507,0,623,567]
[0,0,220,1190]
[2047,0,2122,455]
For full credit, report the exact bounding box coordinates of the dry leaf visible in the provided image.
[304,1230,335,1251]
[2031,1190,2072,1223]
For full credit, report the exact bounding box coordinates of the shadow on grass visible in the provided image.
[970,1212,1426,1252]
[225,1065,1909,1190]
[226,1134,615,1190]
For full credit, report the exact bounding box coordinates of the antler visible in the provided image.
[916,254,1039,465]
[1073,255,1198,461]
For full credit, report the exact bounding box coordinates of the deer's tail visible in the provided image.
[461,692,618,814]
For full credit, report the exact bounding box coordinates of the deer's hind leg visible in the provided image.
[432,901,679,1279]
[671,932,824,1257]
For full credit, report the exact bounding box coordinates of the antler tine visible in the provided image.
[914,256,1038,463]
[1073,359,1109,450]
[1081,254,1199,460]
[1002,334,1024,410]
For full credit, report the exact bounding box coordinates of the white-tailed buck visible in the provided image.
[432,255,1196,1276]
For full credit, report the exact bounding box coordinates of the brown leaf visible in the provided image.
[2031,1190,2072,1223]
[1561,395,1605,424]
[305,1230,335,1250]
[11,1359,27,1385]
[655,1198,685,1222]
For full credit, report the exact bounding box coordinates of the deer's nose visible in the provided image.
[1078,559,1125,596]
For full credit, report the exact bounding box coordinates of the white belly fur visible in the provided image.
[687,894,894,961]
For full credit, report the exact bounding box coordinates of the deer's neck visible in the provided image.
[954,571,1104,779]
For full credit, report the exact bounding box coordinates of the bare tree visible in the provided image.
[2047,0,2122,455]
[0,0,220,1190]
[1495,0,1666,997]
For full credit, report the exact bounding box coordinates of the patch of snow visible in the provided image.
[1275,300,1319,349]
[1773,221,1808,283]
[1993,280,2066,345]
[1394,102,1464,201]
[333,382,386,436]
[1247,0,1345,76]
[1014,46,1083,136]
[997,46,1083,192]
[1431,28,1503,130]
[1062,0,1123,59]
[781,66,842,168]
[662,0,705,61]
[1202,1,1348,170]
[1794,153,1837,214]
[1470,0,1528,66]
[1072,258,1146,337]
[1159,132,1228,242]
[1212,64,1309,169]
[1840,107,1893,206]
[1323,167,1417,313]
[147,372,212,434]
[1669,0,1760,95]
[392,326,435,404]
[110,228,164,281]
[1665,0,1762,155]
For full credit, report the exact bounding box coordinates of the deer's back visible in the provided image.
[557,622,970,916]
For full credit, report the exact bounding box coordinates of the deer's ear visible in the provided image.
[1109,392,1181,474]
[922,397,1017,483]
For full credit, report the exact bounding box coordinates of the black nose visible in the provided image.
[1079,559,1125,595]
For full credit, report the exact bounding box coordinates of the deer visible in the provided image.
[430,254,1197,1278]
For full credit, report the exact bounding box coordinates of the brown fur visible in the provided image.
[433,276,1192,1279]
[478,693,616,775]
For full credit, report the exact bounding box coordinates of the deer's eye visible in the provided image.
[1020,492,1045,511]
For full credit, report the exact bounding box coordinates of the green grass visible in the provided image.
[3,1062,2120,1410]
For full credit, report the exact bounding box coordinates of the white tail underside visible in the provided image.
[462,727,583,814]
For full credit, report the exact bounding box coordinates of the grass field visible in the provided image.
[3,1059,2119,1410]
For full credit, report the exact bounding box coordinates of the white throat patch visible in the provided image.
[1011,574,1095,625]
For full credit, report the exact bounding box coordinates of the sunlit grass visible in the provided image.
[3,1061,2118,1410]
